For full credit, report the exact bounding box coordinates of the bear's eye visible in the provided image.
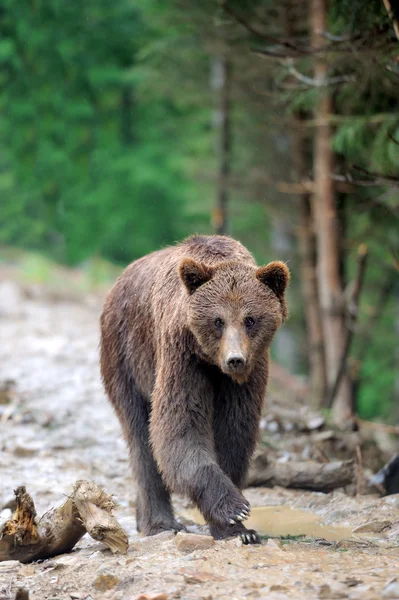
[244,316,255,329]
[214,317,224,329]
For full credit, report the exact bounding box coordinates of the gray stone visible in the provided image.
[382,579,399,599]
[174,532,215,552]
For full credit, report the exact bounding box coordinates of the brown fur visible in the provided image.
[100,235,289,544]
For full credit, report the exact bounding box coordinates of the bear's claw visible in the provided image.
[210,522,260,545]
[232,505,251,523]
[240,530,261,545]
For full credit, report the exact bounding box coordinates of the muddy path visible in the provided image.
[1,278,399,600]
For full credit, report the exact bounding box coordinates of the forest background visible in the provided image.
[0,0,398,424]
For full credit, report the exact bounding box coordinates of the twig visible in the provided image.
[222,2,311,56]
[284,58,356,87]
[332,165,399,188]
[327,244,368,409]
[355,445,363,497]
[382,0,399,41]
[357,418,399,436]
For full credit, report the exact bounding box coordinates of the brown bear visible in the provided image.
[100,235,289,544]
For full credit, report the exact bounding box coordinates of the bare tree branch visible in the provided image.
[284,58,356,87]
[382,0,399,41]
[332,166,399,188]
[222,2,311,56]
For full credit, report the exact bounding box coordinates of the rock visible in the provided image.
[387,522,399,539]
[382,579,399,599]
[306,416,325,430]
[270,584,288,592]
[383,495,399,510]
[0,281,24,317]
[134,594,168,600]
[266,538,285,551]
[13,442,42,457]
[0,560,20,572]
[353,520,392,534]
[19,565,36,577]
[174,532,215,552]
[318,584,347,599]
[93,570,120,592]
[343,577,362,587]
[129,530,175,552]
[0,379,16,404]
[183,571,225,584]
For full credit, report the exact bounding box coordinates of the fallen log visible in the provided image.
[0,480,128,563]
[247,454,354,491]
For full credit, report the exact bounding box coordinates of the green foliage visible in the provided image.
[0,0,194,264]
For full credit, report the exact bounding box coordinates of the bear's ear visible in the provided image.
[256,261,290,300]
[178,258,214,295]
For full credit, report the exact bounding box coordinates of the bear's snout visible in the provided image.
[225,352,246,373]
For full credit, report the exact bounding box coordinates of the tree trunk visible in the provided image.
[310,0,352,422]
[292,118,327,407]
[210,56,231,235]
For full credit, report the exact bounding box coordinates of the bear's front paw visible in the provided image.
[205,489,251,529]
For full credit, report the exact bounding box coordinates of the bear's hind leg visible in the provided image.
[114,373,184,536]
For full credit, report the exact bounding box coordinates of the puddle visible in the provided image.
[182,506,361,542]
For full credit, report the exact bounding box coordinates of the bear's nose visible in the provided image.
[226,353,246,370]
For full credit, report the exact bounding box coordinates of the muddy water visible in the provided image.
[182,505,361,541]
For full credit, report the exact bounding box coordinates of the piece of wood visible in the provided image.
[72,480,128,554]
[247,454,354,491]
[0,481,128,564]
[357,418,399,436]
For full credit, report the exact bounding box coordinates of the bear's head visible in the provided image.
[178,258,290,383]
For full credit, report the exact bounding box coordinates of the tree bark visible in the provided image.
[327,244,368,409]
[310,0,352,422]
[211,56,231,235]
[292,115,327,407]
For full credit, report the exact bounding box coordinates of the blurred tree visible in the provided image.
[310,0,352,422]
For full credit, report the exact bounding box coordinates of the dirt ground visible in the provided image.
[1,276,399,600]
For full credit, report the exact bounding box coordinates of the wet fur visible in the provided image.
[100,235,289,543]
